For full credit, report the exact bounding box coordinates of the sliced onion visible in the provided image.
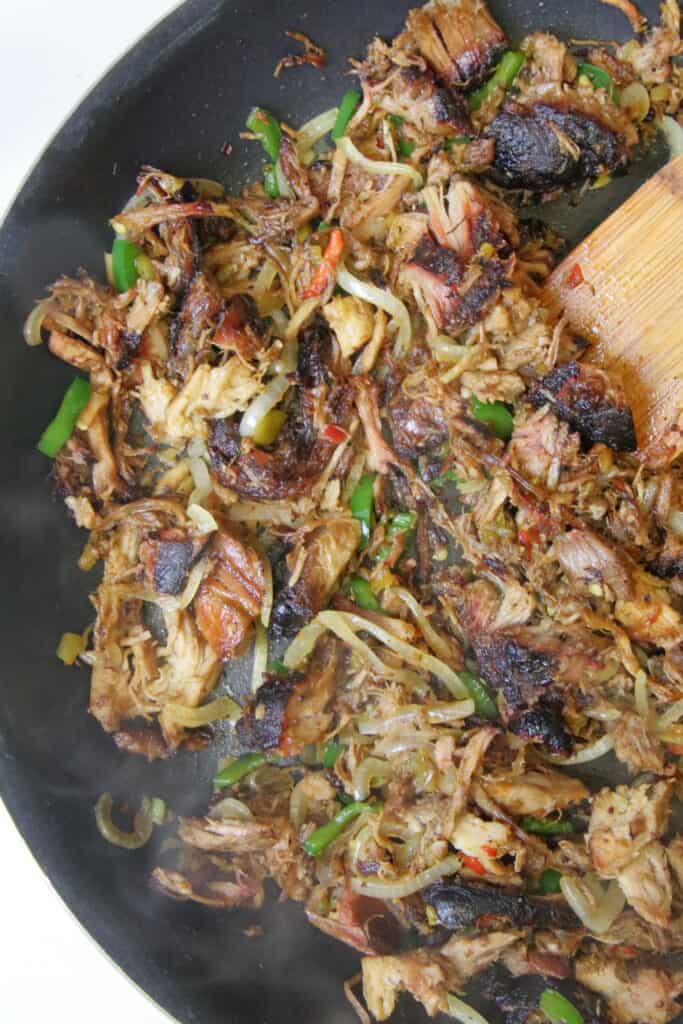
[329,611,468,698]
[352,757,393,801]
[187,503,218,534]
[548,733,614,765]
[390,587,454,662]
[357,701,474,733]
[188,454,212,506]
[351,854,460,899]
[164,696,242,727]
[240,373,290,438]
[285,297,320,340]
[560,875,625,934]
[336,136,423,188]
[447,994,491,1024]
[211,796,253,820]
[427,334,468,363]
[95,793,154,850]
[260,555,273,628]
[251,622,268,693]
[662,115,683,158]
[284,620,328,669]
[188,177,225,199]
[620,81,650,122]
[275,158,294,199]
[23,300,55,347]
[656,699,683,730]
[297,107,339,158]
[337,263,412,355]
[669,509,683,537]
[634,670,649,718]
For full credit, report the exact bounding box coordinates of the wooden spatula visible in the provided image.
[544,154,683,452]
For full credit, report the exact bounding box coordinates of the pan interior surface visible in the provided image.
[0,0,668,1022]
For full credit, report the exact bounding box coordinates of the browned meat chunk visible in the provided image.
[553,528,633,600]
[612,711,669,775]
[576,953,683,1024]
[213,293,265,360]
[406,0,507,86]
[487,104,628,193]
[425,879,578,931]
[169,271,223,376]
[361,947,459,1021]
[194,529,264,659]
[374,66,470,137]
[177,815,280,853]
[387,390,449,457]
[307,888,399,955]
[237,637,340,756]
[151,866,264,909]
[588,782,671,877]
[140,528,206,596]
[271,516,360,636]
[404,234,510,333]
[617,841,672,928]
[529,360,637,452]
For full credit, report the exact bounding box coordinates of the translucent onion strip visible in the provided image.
[634,670,649,718]
[351,854,461,899]
[662,115,683,158]
[211,797,253,820]
[427,335,468,363]
[337,264,412,356]
[656,699,683,730]
[164,696,242,727]
[336,136,424,188]
[357,701,474,734]
[390,587,454,662]
[95,793,154,850]
[187,503,218,534]
[23,300,55,347]
[351,757,393,801]
[297,107,339,160]
[251,622,269,693]
[548,733,614,765]
[260,554,274,628]
[333,611,468,698]
[447,995,491,1024]
[560,875,625,934]
[240,373,290,438]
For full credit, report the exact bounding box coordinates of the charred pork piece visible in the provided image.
[404,234,510,333]
[141,529,206,596]
[509,694,572,755]
[406,0,507,86]
[237,637,339,755]
[307,889,400,955]
[386,390,449,457]
[404,233,465,330]
[529,361,637,452]
[213,293,266,360]
[475,634,553,710]
[474,963,607,1024]
[375,66,471,138]
[425,880,578,932]
[297,317,337,388]
[207,412,331,501]
[194,530,265,659]
[473,634,572,753]
[649,551,683,580]
[271,517,361,637]
[169,270,223,377]
[487,104,627,193]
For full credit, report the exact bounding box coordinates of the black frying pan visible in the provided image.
[0,1,669,1021]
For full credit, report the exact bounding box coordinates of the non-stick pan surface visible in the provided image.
[0,1,669,1021]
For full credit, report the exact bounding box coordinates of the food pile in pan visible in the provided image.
[25,0,683,1020]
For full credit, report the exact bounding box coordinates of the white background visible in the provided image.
[1,3,177,1021]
